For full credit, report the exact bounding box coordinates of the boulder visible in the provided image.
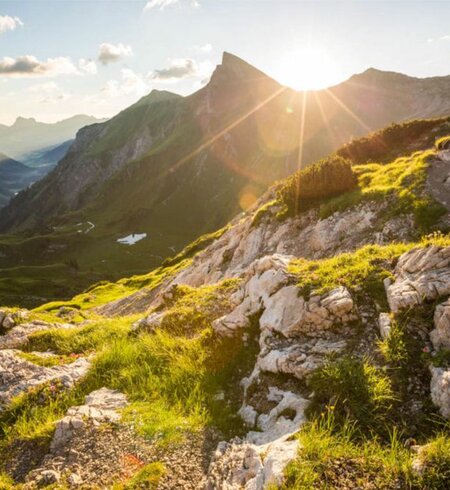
[430,367,450,418]
[430,299,450,350]
[386,246,450,313]
[0,350,90,407]
[260,286,355,337]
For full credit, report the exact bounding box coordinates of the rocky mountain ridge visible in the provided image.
[2,55,450,308]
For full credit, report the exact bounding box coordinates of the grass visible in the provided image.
[283,413,414,489]
[0,279,255,463]
[416,434,450,489]
[308,356,396,434]
[319,149,446,232]
[161,224,231,268]
[25,316,135,355]
[289,233,450,302]
[16,352,79,368]
[377,318,409,364]
[117,462,166,490]
[33,258,191,315]
[289,242,407,302]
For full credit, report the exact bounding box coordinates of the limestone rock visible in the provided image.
[0,350,90,407]
[430,367,450,418]
[260,285,356,337]
[379,313,392,339]
[257,337,347,380]
[0,320,74,350]
[430,299,450,350]
[206,390,309,489]
[51,388,128,451]
[386,246,450,313]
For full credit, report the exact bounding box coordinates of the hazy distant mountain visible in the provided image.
[1,52,450,278]
[0,153,39,207]
[0,115,105,160]
[0,141,74,209]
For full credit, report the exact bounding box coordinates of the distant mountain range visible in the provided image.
[0,115,105,161]
[1,52,450,299]
[0,115,104,208]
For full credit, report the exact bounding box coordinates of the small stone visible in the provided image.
[67,472,83,486]
[39,469,60,485]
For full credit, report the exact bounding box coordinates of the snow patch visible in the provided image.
[117,233,147,245]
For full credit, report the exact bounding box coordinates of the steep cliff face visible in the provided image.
[1,123,449,488]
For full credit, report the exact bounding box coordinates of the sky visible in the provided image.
[0,0,449,125]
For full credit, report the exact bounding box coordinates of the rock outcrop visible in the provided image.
[385,246,450,313]
[0,350,89,407]
[384,245,450,419]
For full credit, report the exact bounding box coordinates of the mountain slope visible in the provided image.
[1,54,450,304]
[0,119,450,488]
[0,114,104,160]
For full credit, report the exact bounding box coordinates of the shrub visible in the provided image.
[278,156,358,215]
[337,117,450,164]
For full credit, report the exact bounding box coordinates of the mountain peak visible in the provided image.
[13,116,37,127]
[352,67,416,83]
[210,51,277,85]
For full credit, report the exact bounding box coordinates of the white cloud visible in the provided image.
[149,58,214,84]
[79,58,97,75]
[428,35,450,43]
[26,81,70,104]
[0,55,78,77]
[98,43,133,65]
[144,0,199,10]
[0,15,23,34]
[101,68,148,98]
[196,43,212,53]
[149,58,198,81]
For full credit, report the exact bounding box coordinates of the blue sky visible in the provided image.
[0,0,449,124]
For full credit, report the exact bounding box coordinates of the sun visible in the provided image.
[277,46,343,91]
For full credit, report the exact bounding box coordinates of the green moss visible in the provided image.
[0,472,17,489]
